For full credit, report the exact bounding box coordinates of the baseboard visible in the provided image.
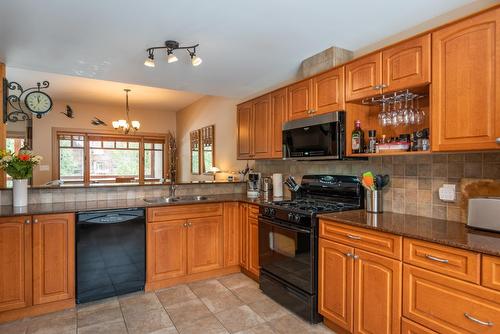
[0,299,75,324]
[145,265,241,291]
[323,318,351,334]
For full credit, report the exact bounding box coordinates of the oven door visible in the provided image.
[259,216,314,294]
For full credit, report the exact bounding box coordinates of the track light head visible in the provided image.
[144,52,155,67]
[191,54,202,67]
[166,50,178,63]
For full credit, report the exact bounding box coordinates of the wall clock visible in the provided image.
[3,79,53,123]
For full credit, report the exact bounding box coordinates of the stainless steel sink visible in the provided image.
[179,195,209,201]
[143,196,179,204]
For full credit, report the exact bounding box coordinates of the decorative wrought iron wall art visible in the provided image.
[3,78,53,123]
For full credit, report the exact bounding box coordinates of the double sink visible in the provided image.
[143,195,209,204]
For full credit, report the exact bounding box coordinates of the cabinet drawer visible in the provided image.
[402,318,438,334]
[248,204,259,219]
[147,203,223,222]
[482,255,500,291]
[403,265,500,334]
[319,219,402,259]
[403,238,480,283]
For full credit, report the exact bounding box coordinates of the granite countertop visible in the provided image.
[318,210,500,257]
[0,193,268,217]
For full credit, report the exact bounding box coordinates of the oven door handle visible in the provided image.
[258,216,311,234]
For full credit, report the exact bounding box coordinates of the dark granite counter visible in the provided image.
[318,210,500,257]
[0,194,269,217]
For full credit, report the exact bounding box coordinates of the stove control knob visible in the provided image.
[294,214,302,223]
[288,212,294,222]
[269,208,276,216]
[264,207,271,216]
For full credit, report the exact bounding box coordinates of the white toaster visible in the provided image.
[467,197,500,233]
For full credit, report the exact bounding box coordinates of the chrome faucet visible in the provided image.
[168,183,176,198]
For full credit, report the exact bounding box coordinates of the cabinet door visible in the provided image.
[252,94,273,159]
[382,34,431,92]
[346,52,382,101]
[187,216,224,274]
[354,249,401,334]
[313,67,345,114]
[32,213,75,305]
[147,220,187,282]
[0,216,31,312]
[237,101,253,159]
[247,217,260,277]
[271,88,288,158]
[432,8,500,151]
[223,202,240,267]
[239,204,248,269]
[288,79,313,120]
[318,238,354,332]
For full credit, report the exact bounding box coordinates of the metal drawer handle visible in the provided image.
[424,254,449,264]
[346,234,361,240]
[496,137,500,144]
[464,313,494,327]
[372,85,381,90]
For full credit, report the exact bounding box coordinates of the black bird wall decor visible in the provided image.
[91,117,107,126]
[61,105,74,118]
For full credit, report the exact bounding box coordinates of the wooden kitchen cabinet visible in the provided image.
[318,238,354,332]
[237,101,253,159]
[382,34,431,92]
[239,204,260,279]
[271,88,287,158]
[346,52,382,101]
[312,67,345,115]
[187,216,224,274]
[32,213,74,305]
[432,7,500,151]
[252,94,273,158]
[247,216,260,277]
[147,220,187,282]
[288,79,313,120]
[402,318,438,334]
[354,249,401,334]
[482,255,500,291]
[0,216,31,313]
[223,202,240,267]
[239,204,249,268]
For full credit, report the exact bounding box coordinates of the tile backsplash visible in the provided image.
[256,152,500,222]
[0,183,246,206]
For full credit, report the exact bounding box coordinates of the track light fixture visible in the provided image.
[144,40,202,67]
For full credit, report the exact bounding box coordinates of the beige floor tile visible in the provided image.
[27,309,77,334]
[217,273,258,290]
[200,289,244,313]
[156,284,198,307]
[123,308,174,334]
[165,299,212,327]
[188,279,229,298]
[148,328,179,334]
[77,318,127,334]
[176,315,228,334]
[268,314,332,334]
[234,323,277,334]
[0,319,29,334]
[247,299,290,321]
[76,297,119,313]
[214,305,265,333]
[77,300,123,328]
[231,285,268,304]
[119,292,163,314]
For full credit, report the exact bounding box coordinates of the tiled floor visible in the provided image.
[0,273,334,334]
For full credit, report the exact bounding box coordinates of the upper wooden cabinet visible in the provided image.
[382,34,431,92]
[0,216,31,313]
[288,79,313,120]
[346,52,382,101]
[237,95,273,159]
[32,214,75,305]
[270,88,287,158]
[237,101,253,159]
[432,8,500,151]
[312,67,345,115]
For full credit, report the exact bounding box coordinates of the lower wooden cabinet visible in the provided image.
[223,202,240,267]
[0,216,31,313]
[247,216,260,277]
[0,213,74,322]
[32,214,75,305]
[239,204,248,268]
[402,318,438,334]
[319,234,401,334]
[187,216,224,274]
[239,204,260,278]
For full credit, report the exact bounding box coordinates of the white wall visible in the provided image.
[176,96,253,182]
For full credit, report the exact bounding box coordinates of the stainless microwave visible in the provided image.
[282,111,345,160]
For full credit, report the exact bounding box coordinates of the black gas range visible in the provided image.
[258,175,363,323]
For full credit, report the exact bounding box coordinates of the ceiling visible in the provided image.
[0,0,489,98]
[6,67,203,112]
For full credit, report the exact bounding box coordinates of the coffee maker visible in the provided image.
[247,172,261,198]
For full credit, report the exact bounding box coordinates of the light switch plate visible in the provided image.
[39,165,50,171]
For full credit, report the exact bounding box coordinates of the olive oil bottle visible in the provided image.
[351,120,364,154]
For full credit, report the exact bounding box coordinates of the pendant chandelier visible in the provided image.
[112,89,140,134]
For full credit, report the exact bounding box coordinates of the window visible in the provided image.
[56,131,166,184]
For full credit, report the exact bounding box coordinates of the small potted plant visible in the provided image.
[0,150,42,207]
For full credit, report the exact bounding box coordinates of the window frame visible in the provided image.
[52,128,169,185]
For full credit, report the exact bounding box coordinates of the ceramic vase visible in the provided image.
[13,179,28,207]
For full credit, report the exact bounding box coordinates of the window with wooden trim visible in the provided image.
[56,131,166,184]
[201,125,214,173]
[190,130,200,175]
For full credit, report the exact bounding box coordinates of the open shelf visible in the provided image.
[350,150,431,158]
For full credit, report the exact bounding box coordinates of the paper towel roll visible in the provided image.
[272,173,283,198]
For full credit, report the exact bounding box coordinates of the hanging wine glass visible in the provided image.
[378,101,386,126]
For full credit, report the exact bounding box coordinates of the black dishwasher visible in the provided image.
[76,208,145,304]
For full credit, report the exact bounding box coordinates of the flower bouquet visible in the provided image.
[0,150,42,206]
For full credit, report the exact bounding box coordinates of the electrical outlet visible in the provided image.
[439,184,456,202]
